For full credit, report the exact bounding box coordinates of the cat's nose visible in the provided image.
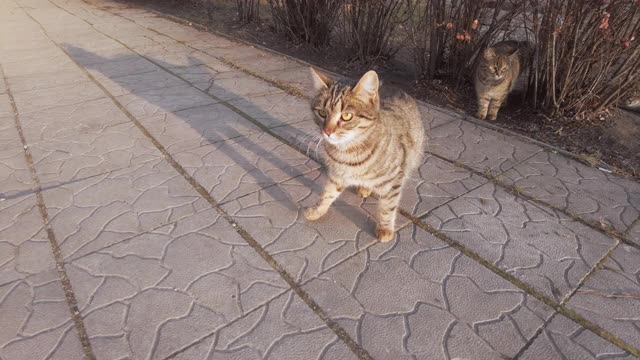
[323,128,333,136]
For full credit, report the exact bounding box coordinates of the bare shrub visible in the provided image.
[341,0,406,63]
[267,0,343,47]
[526,0,640,117]
[235,0,260,23]
[404,0,524,82]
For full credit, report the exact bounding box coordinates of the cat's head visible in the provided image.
[309,68,380,146]
[480,47,518,81]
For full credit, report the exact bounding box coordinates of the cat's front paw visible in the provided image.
[486,114,497,121]
[376,226,395,242]
[304,207,326,221]
[476,112,487,120]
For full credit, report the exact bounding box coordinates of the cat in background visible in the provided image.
[304,68,425,242]
[474,40,530,121]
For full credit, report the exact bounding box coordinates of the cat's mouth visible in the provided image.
[323,132,353,145]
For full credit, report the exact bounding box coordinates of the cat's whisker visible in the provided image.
[314,137,323,161]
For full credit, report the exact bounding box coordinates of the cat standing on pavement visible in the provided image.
[474,40,529,121]
[304,68,425,242]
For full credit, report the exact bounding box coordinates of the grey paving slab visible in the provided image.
[424,183,618,302]
[90,69,184,96]
[427,118,543,174]
[66,209,288,360]
[1,54,77,78]
[0,146,34,196]
[303,224,553,359]
[262,65,317,98]
[138,103,261,153]
[520,314,634,359]
[82,55,161,78]
[172,291,357,360]
[64,44,136,66]
[0,195,53,286]
[115,83,217,119]
[566,244,640,351]
[172,132,321,204]
[28,120,162,184]
[0,117,23,152]
[168,63,240,85]
[141,46,223,69]
[195,75,286,102]
[229,51,301,73]
[18,97,130,145]
[223,170,378,282]
[6,68,88,93]
[0,270,85,360]
[228,92,316,128]
[41,158,210,260]
[0,94,13,118]
[11,81,106,114]
[501,150,640,239]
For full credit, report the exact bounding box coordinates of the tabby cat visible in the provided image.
[304,68,425,242]
[474,40,528,121]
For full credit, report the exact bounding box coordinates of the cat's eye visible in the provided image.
[341,113,353,121]
[317,109,327,118]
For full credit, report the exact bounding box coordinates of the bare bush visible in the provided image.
[267,0,343,47]
[526,0,640,117]
[341,0,406,63]
[235,0,260,23]
[404,0,524,82]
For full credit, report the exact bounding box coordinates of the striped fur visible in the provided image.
[474,40,529,121]
[304,69,425,242]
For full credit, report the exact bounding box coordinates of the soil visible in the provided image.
[115,0,640,180]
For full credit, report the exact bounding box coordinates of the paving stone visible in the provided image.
[168,63,241,85]
[230,52,301,73]
[501,150,640,239]
[228,92,315,128]
[138,103,262,154]
[66,209,288,360]
[172,132,321,203]
[363,153,487,224]
[64,45,136,66]
[223,170,378,282]
[626,221,640,245]
[0,146,33,196]
[0,270,85,360]
[269,120,325,160]
[519,314,634,359]
[427,119,543,174]
[173,291,356,360]
[0,195,54,285]
[84,55,161,78]
[303,224,553,359]
[18,98,130,145]
[28,120,162,184]
[41,158,210,260]
[141,47,223,69]
[90,69,184,96]
[0,94,13,118]
[425,183,618,302]
[566,244,640,351]
[11,81,106,113]
[6,69,88,93]
[1,53,77,78]
[195,75,285,102]
[262,65,317,98]
[115,83,217,119]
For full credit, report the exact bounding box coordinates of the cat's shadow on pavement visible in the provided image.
[62,44,375,238]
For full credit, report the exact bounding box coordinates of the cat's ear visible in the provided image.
[310,67,333,91]
[352,70,379,101]
[508,48,520,60]
[483,48,497,59]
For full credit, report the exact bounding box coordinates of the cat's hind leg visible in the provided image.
[304,176,344,221]
[375,181,403,242]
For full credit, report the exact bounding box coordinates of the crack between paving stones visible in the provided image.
[0,63,96,359]
[45,1,640,357]
[41,3,374,359]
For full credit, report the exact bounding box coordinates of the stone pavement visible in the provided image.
[0,0,639,358]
